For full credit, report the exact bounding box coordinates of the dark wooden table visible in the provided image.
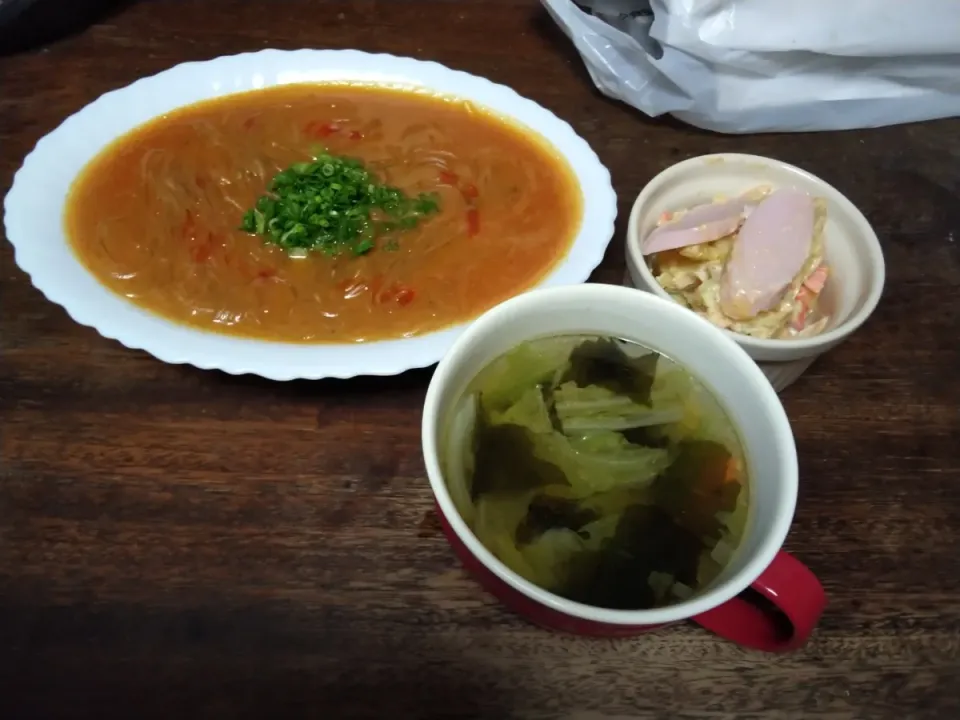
[2,1,959,718]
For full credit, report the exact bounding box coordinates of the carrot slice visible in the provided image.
[376,282,415,306]
[466,208,480,237]
[305,122,339,138]
[792,287,812,330]
[180,209,196,239]
[803,265,829,294]
[395,288,416,306]
[191,230,219,263]
[723,457,740,485]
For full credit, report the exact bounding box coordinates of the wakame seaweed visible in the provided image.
[620,424,672,448]
[562,504,704,610]
[653,440,740,541]
[469,408,569,500]
[561,337,659,406]
[515,494,600,546]
[540,383,564,433]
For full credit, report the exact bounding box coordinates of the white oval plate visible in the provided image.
[3,49,616,381]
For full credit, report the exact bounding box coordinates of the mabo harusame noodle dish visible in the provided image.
[65,84,583,343]
[441,334,750,610]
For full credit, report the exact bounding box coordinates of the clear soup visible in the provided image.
[441,334,750,610]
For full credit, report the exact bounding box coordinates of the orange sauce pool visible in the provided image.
[64,83,582,343]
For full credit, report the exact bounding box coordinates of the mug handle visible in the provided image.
[692,551,827,652]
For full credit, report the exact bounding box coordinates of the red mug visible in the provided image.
[422,285,827,652]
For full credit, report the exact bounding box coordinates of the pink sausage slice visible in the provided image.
[719,188,815,320]
[642,197,749,255]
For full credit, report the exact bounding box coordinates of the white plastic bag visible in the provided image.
[541,0,960,133]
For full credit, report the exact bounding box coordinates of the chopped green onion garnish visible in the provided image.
[240,149,440,256]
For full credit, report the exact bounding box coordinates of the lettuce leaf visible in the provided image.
[472,491,552,587]
[487,386,555,435]
[577,512,623,551]
[553,382,685,433]
[519,528,589,590]
[529,429,672,497]
[473,491,587,591]
[475,380,674,500]
[468,336,580,412]
[648,359,696,407]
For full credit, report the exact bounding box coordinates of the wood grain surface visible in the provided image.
[1,1,959,718]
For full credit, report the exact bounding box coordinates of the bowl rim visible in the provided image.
[421,282,798,626]
[625,152,886,354]
[3,48,617,381]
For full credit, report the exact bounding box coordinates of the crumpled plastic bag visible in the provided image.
[541,0,960,133]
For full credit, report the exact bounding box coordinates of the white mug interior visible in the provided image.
[422,283,798,626]
[625,154,885,364]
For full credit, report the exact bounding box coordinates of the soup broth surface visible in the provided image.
[66,84,582,343]
[441,334,750,610]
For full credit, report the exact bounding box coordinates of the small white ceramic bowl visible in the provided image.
[625,153,885,392]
